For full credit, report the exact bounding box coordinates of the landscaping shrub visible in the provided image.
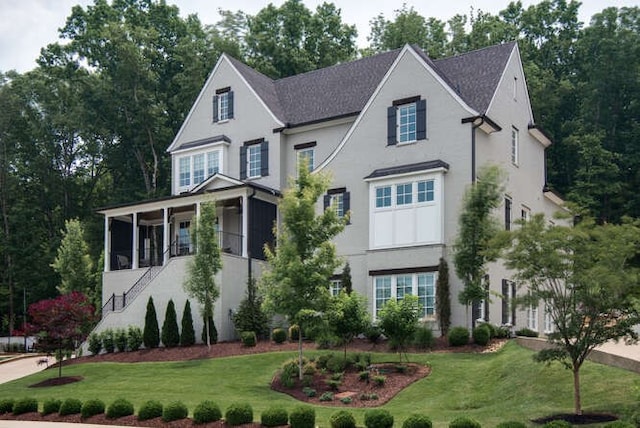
[340,396,352,404]
[261,406,289,427]
[319,392,334,401]
[0,398,15,413]
[225,402,253,426]
[88,332,102,355]
[81,399,105,419]
[496,422,527,428]
[472,324,491,346]
[494,326,511,339]
[143,296,160,348]
[280,358,301,388]
[162,401,188,422]
[102,329,115,353]
[402,414,433,428]
[181,299,196,346]
[364,409,394,428]
[42,398,61,415]
[240,330,257,347]
[202,315,218,345]
[59,398,82,416]
[289,324,300,342]
[302,387,316,397]
[373,375,386,386]
[193,400,222,424]
[515,328,539,338]
[542,421,572,428]
[115,328,128,352]
[326,354,347,373]
[138,400,163,421]
[127,325,143,351]
[365,324,383,344]
[161,299,180,347]
[413,324,435,349]
[326,379,342,391]
[106,398,134,419]
[449,416,482,428]
[448,326,470,347]
[232,278,270,339]
[272,328,287,344]
[12,397,38,415]
[330,410,356,428]
[359,370,370,381]
[289,405,315,428]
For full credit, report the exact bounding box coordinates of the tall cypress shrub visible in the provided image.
[143,296,160,348]
[161,299,180,347]
[436,258,452,336]
[202,315,218,345]
[181,300,196,346]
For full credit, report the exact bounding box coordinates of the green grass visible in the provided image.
[0,341,638,427]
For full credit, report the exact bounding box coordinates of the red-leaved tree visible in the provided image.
[26,291,95,377]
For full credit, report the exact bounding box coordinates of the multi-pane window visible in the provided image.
[376,186,392,208]
[527,304,538,331]
[375,276,392,316]
[297,148,314,173]
[207,151,220,176]
[179,157,190,187]
[374,273,436,318]
[247,145,261,178]
[417,180,434,202]
[178,221,191,255]
[218,92,230,121]
[521,206,530,222]
[398,103,417,143]
[511,126,519,165]
[193,154,205,184]
[330,280,342,297]
[331,193,344,218]
[396,183,412,205]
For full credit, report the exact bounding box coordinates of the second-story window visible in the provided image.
[240,139,269,180]
[248,145,261,178]
[179,157,190,187]
[387,96,427,145]
[213,87,234,123]
[324,187,350,222]
[193,154,205,184]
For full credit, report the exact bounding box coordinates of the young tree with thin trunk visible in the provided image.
[261,164,347,378]
[499,215,640,415]
[327,290,368,361]
[183,201,221,348]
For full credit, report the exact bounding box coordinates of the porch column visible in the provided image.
[132,212,139,269]
[242,194,248,258]
[163,208,170,265]
[196,202,201,218]
[104,216,110,272]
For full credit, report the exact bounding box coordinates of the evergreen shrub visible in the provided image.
[261,406,289,427]
[162,401,188,422]
[413,324,435,349]
[41,398,61,415]
[202,315,218,344]
[88,332,102,355]
[193,400,222,424]
[402,414,433,428]
[329,410,356,428]
[225,402,253,426]
[472,324,491,346]
[364,409,394,428]
[449,416,481,428]
[106,398,134,419]
[448,326,470,347]
[138,400,163,421]
[240,331,257,347]
[102,329,115,353]
[81,399,105,419]
[0,398,15,413]
[180,300,196,346]
[12,397,38,415]
[143,296,160,348]
[515,328,539,337]
[272,328,287,344]
[115,328,128,352]
[161,299,180,347]
[59,398,82,416]
[127,325,143,351]
[289,324,300,341]
[289,405,315,428]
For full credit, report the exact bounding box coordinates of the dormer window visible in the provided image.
[387,96,427,145]
[176,149,224,191]
[213,87,234,123]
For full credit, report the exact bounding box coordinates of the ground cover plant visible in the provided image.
[0,341,637,427]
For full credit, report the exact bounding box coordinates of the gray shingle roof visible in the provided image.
[364,160,450,180]
[230,42,516,127]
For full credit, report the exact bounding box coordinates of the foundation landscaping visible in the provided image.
[0,330,639,427]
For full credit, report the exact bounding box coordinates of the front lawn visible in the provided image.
[0,341,637,427]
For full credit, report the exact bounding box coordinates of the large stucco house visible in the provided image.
[95,42,564,342]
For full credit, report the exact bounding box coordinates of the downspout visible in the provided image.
[247,188,256,284]
[471,117,485,183]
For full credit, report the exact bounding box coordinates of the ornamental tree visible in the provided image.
[143,296,160,349]
[261,163,347,378]
[500,215,640,415]
[436,257,452,336]
[161,299,180,347]
[326,290,369,361]
[180,300,196,347]
[26,291,95,377]
[378,295,421,363]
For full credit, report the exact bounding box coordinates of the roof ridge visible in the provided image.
[434,40,517,62]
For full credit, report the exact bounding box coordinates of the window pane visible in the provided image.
[375,186,391,208]
[207,151,220,176]
[396,183,412,205]
[330,280,342,297]
[248,145,261,178]
[297,149,314,172]
[375,277,392,316]
[178,221,191,255]
[193,154,205,184]
[418,274,435,317]
[218,92,229,121]
[398,103,417,143]
[417,180,434,202]
[179,157,190,187]
[331,193,344,218]
[396,275,412,300]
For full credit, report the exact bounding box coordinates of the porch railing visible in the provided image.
[102,265,163,317]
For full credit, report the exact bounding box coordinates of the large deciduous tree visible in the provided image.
[453,166,504,324]
[261,165,347,378]
[26,291,95,377]
[51,219,94,297]
[183,201,222,348]
[501,215,640,415]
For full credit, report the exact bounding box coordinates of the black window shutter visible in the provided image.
[484,276,490,322]
[323,194,331,211]
[505,198,512,231]
[416,99,427,140]
[260,141,269,177]
[471,301,481,328]
[213,95,219,123]
[343,191,351,224]
[511,281,517,325]
[387,106,397,145]
[240,146,247,180]
[501,279,509,325]
[228,91,234,119]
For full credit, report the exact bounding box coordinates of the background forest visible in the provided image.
[0,0,638,335]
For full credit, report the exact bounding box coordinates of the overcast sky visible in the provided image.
[0,0,635,73]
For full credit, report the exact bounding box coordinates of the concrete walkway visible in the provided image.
[0,355,52,384]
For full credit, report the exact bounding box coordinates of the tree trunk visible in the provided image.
[573,365,582,415]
